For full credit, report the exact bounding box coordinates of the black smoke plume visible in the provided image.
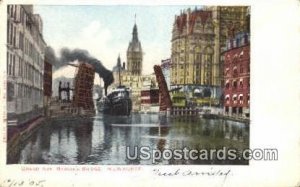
[45,46,58,66]
[50,47,114,95]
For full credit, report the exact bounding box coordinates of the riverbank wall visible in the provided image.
[7,116,46,162]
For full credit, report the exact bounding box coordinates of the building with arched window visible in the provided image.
[170,6,249,106]
[223,32,250,118]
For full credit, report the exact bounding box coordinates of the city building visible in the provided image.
[170,6,249,106]
[171,7,216,105]
[120,74,141,112]
[161,58,171,90]
[127,22,143,76]
[212,6,250,87]
[223,32,250,117]
[7,5,47,125]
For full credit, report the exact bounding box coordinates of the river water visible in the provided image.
[9,113,249,165]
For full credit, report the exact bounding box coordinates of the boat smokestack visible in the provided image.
[104,85,108,96]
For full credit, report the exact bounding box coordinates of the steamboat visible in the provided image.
[96,57,132,116]
[97,86,132,116]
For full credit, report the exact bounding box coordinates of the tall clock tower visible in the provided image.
[127,22,143,75]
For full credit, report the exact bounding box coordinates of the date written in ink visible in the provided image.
[1,179,46,187]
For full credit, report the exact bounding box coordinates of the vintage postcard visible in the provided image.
[0,0,299,186]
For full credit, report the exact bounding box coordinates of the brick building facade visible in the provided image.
[223,32,250,117]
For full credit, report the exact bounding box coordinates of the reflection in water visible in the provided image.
[74,121,93,163]
[10,114,249,165]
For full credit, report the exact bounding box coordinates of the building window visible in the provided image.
[233,80,237,89]
[10,23,13,45]
[13,5,17,20]
[12,55,16,76]
[9,53,13,75]
[18,58,21,76]
[7,21,9,44]
[238,107,243,114]
[196,53,201,62]
[17,84,20,97]
[13,26,16,47]
[20,8,23,25]
[10,6,13,17]
[24,38,26,54]
[233,67,238,77]
[226,82,230,89]
[225,106,229,113]
[7,82,14,101]
[25,63,27,80]
[225,69,229,76]
[232,107,237,114]
[239,95,243,104]
[7,52,9,74]
[233,95,237,101]
[19,32,23,50]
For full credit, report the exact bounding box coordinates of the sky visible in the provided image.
[34,5,194,84]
